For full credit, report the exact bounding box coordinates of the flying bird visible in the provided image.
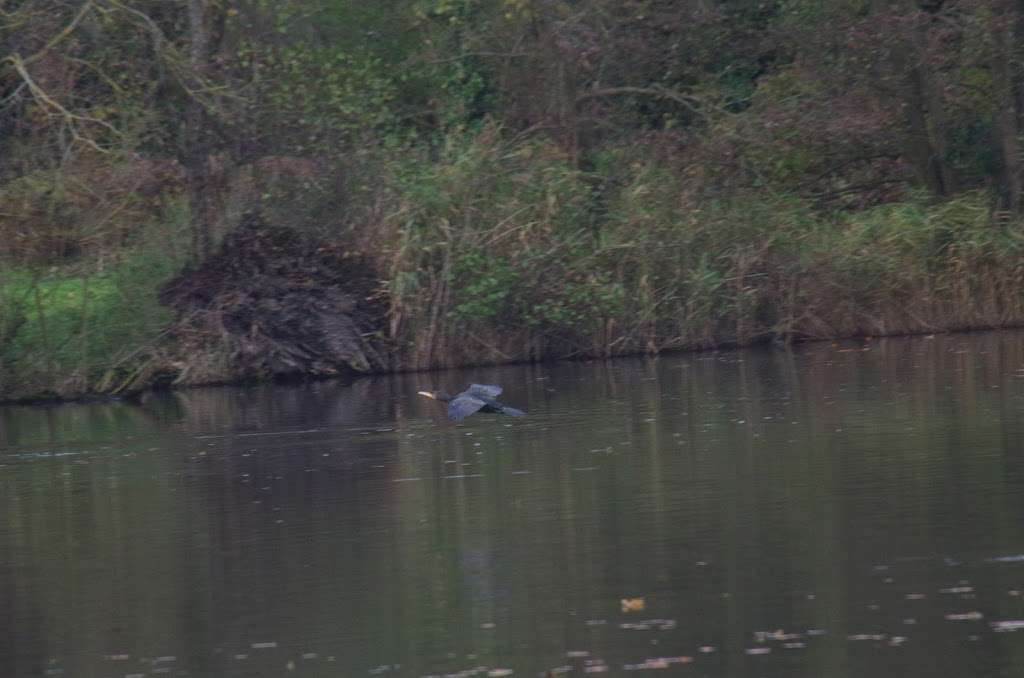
[417,383,525,422]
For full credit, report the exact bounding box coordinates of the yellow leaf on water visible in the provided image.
[621,597,645,612]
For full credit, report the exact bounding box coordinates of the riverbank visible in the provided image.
[3,137,1024,405]
[4,325,1022,408]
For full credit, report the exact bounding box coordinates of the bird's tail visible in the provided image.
[500,405,525,417]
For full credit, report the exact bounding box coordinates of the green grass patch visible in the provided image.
[1,247,179,399]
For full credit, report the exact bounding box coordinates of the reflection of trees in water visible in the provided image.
[151,377,395,433]
[0,398,155,449]
[0,428,195,677]
[172,380,413,674]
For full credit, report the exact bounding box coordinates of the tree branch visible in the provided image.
[19,0,95,69]
[5,54,119,153]
[576,85,723,120]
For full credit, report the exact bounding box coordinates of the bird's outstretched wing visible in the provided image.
[466,383,503,398]
[448,394,487,421]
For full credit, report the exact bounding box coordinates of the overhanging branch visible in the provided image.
[576,86,724,120]
[19,0,95,69]
[5,54,120,153]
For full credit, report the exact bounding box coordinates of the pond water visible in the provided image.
[3,331,1024,678]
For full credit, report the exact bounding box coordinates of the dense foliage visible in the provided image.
[2,0,1024,399]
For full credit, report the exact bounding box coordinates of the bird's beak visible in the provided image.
[417,391,436,399]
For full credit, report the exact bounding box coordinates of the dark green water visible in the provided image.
[3,332,1024,678]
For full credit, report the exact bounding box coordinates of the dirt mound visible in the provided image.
[159,215,388,384]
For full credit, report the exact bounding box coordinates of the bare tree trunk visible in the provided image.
[901,62,955,197]
[184,116,213,261]
[183,0,225,262]
[888,4,955,198]
[993,1,1022,213]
